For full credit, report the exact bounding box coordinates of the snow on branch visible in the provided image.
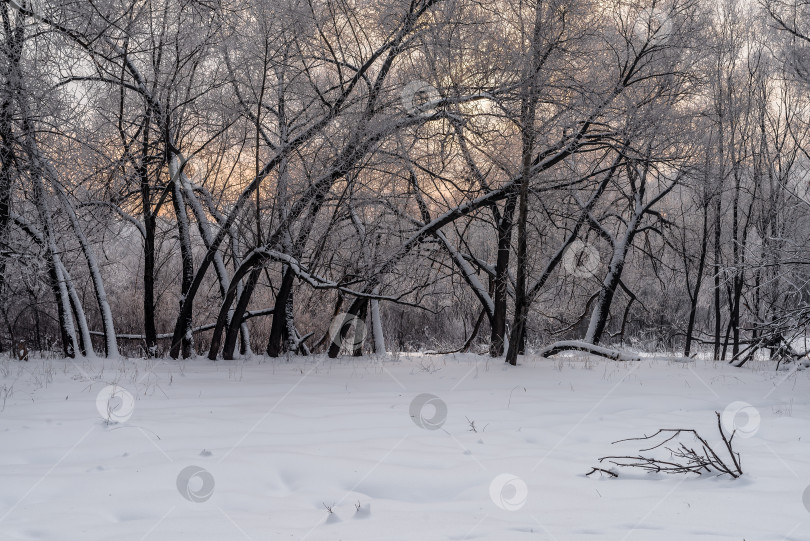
[538,340,641,362]
[251,248,428,309]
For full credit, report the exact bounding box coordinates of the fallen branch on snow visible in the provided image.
[585,467,618,478]
[588,412,743,479]
[538,340,640,362]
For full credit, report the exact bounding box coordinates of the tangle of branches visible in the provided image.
[586,413,743,479]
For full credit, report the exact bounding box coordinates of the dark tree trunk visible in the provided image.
[713,193,722,360]
[352,301,369,357]
[46,260,73,357]
[138,119,158,356]
[684,203,709,357]
[490,192,518,357]
[171,180,194,358]
[729,162,743,358]
[506,10,542,365]
[586,258,626,346]
[328,297,368,358]
[142,214,157,355]
[266,266,295,357]
[207,252,259,360]
[0,86,13,349]
[222,266,262,360]
[730,276,742,357]
[217,162,330,360]
[0,4,22,353]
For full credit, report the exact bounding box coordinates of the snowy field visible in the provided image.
[1,353,808,541]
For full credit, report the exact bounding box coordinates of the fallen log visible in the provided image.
[538,340,641,362]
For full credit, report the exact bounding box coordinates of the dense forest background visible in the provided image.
[3,0,810,365]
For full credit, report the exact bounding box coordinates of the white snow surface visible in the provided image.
[1,353,808,540]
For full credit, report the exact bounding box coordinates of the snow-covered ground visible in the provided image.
[0,353,808,540]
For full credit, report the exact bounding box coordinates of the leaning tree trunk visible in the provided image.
[585,212,641,346]
[53,182,117,356]
[47,248,78,357]
[218,266,261,360]
[169,158,195,358]
[176,160,251,359]
[221,160,330,360]
[22,128,78,357]
[328,297,368,358]
[5,6,79,357]
[585,253,627,346]
[43,256,71,356]
[59,259,94,356]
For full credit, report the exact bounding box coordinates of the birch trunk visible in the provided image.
[370,286,386,355]
[53,182,117,356]
[168,157,195,358]
[59,258,94,357]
